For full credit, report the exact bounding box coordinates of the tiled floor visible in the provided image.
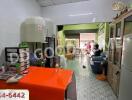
[66,55,117,100]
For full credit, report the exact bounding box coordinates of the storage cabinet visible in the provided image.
[5,47,29,71]
[108,27,121,97]
[108,22,122,97]
[112,64,120,96]
[107,10,132,97]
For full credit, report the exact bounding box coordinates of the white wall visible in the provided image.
[41,0,118,25]
[0,0,41,64]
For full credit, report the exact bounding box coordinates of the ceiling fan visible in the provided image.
[112,0,126,11]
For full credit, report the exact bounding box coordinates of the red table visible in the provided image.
[0,66,76,100]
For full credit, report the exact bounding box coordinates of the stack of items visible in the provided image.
[0,64,28,83]
[0,47,30,83]
[5,47,30,72]
[0,66,16,80]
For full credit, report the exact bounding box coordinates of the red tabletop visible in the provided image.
[0,66,73,100]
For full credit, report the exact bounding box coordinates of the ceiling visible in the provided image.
[37,0,89,7]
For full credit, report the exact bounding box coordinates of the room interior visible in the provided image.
[0,0,132,100]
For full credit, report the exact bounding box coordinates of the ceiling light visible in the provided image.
[69,13,93,17]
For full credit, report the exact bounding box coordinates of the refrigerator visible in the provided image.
[118,34,132,100]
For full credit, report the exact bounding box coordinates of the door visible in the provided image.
[122,34,132,71]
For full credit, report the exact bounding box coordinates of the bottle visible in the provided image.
[15,63,20,74]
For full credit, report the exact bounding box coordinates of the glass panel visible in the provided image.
[124,15,132,35]
[109,26,115,62]
[110,27,114,38]
[109,38,114,62]
[116,22,121,37]
[114,38,122,65]
[113,22,122,65]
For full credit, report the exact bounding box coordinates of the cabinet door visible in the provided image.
[107,61,113,86]
[114,22,122,66]
[118,67,132,100]
[114,38,122,66]
[112,65,120,96]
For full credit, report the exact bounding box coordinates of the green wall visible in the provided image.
[57,23,110,53]
[57,23,99,55]
[63,23,99,30]
[63,23,99,43]
[58,23,110,51]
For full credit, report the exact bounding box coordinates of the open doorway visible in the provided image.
[56,23,109,72]
[56,23,99,56]
[56,22,109,55]
[55,22,117,100]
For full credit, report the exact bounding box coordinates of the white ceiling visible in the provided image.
[37,0,89,7]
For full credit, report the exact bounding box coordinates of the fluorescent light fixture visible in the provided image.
[69,13,93,17]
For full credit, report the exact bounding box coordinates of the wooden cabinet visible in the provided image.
[112,64,120,96]
[107,61,113,86]
[107,10,132,97]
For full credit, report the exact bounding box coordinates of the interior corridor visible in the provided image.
[66,55,117,100]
